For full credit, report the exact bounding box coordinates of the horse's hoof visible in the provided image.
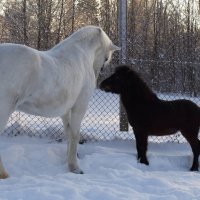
[79,138,87,144]
[0,172,9,179]
[69,164,84,174]
[72,169,84,174]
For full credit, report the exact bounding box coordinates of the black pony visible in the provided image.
[100,65,200,171]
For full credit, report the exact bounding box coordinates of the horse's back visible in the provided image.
[0,43,42,78]
[0,43,36,55]
[0,43,43,107]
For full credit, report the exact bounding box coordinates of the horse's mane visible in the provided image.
[50,26,103,52]
[69,25,101,42]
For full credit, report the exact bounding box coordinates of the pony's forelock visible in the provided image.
[115,65,132,74]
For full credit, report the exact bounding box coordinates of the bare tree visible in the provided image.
[75,0,99,29]
[37,0,53,50]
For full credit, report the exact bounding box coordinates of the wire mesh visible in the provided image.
[1,0,200,143]
[1,64,199,143]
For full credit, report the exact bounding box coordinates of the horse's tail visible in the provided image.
[198,107,200,124]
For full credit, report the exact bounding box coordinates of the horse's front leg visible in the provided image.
[62,111,83,174]
[134,130,149,165]
[0,100,15,179]
[62,93,91,174]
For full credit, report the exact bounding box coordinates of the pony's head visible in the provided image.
[100,65,157,101]
[100,65,132,94]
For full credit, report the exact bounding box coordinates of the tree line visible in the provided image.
[0,0,200,96]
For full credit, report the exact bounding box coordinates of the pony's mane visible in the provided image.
[116,65,157,100]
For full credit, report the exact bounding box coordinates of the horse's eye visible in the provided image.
[105,57,109,62]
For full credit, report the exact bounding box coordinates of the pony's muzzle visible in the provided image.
[99,82,110,92]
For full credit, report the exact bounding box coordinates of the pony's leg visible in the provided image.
[134,131,149,165]
[62,101,89,174]
[181,127,200,171]
[134,131,141,160]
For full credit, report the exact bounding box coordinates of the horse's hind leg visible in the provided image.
[181,127,200,171]
[0,156,9,179]
[0,101,14,179]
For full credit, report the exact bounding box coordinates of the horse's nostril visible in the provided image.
[100,66,105,74]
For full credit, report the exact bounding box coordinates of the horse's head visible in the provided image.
[92,27,120,77]
[100,65,132,94]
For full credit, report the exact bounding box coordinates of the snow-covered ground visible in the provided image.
[0,90,200,199]
[0,136,200,200]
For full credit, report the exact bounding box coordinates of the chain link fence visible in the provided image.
[1,0,200,143]
[1,63,200,143]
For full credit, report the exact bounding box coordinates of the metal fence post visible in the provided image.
[119,0,129,131]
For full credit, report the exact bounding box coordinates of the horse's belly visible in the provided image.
[17,100,69,118]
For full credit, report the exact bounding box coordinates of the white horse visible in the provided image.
[0,25,120,179]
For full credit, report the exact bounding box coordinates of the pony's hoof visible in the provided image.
[190,167,199,171]
[0,171,9,179]
[139,158,149,165]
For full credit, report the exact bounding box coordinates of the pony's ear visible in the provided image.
[110,43,121,51]
[120,65,132,73]
[126,66,132,73]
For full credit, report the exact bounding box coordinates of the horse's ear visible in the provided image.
[98,27,102,34]
[110,43,121,51]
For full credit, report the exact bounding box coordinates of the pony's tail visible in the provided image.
[198,140,200,157]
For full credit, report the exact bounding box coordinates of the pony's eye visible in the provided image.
[115,75,120,80]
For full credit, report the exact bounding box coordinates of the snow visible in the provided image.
[0,90,200,199]
[0,136,200,199]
